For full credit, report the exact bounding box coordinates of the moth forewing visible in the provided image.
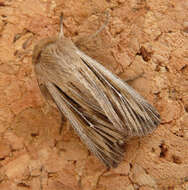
[32,14,160,168]
[76,49,160,135]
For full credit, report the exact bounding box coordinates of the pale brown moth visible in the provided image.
[32,14,160,168]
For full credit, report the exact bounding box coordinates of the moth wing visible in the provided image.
[76,49,160,137]
[45,81,125,168]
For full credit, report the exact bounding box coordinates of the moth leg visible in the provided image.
[124,71,144,83]
[59,115,66,134]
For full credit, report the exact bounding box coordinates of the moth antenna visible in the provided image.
[88,10,109,40]
[76,10,110,46]
[59,12,64,38]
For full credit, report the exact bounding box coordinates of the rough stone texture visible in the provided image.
[0,0,188,190]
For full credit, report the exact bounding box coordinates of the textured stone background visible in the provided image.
[0,0,188,189]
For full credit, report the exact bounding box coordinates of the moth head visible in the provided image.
[32,37,57,65]
[32,13,64,65]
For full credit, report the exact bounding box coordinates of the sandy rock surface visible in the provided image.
[0,0,188,189]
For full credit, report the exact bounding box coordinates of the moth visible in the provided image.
[32,14,160,168]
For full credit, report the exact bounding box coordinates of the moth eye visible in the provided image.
[36,51,42,61]
[33,47,42,63]
[32,46,43,64]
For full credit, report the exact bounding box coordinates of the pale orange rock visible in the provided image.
[81,156,106,190]
[4,80,21,104]
[0,0,188,190]
[104,161,130,176]
[30,177,41,190]
[98,175,131,190]
[139,187,155,190]
[0,73,12,90]
[5,153,30,179]
[125,185,135,190]
[130,164,157,188]
[0,107,14,124]
[46,179,76,190]
[0,182,17,190]
[57,169,80,190]
[157,98,181,123]
[0,121,10,134]
[181,114,188,140]
[0,62,19,75]
[0,140,11,159]
[4,132,23,150]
